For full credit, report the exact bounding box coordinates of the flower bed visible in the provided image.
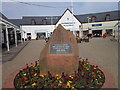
[14,58,105,89]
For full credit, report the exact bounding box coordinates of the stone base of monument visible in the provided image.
[39,55,78,75]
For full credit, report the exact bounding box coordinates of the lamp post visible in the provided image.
[87,17,91,34]
[87,17,91,29]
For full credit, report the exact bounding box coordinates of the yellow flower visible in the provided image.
[56,74,59,77]
[59,81,62,83]
[86,67,89,70]
[23,73,27,76]
[71,87,77,90]
[94,68,96,69]
[86,63,89,65]
[40,75,44,77]
[34,73,37,76]
[57,76,61,79]
[71,86,77,90]
[68,81,72,83]
[32,83,37,86]
[67,82,71,88]
[72,87,75,89]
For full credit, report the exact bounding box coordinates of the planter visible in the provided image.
[4,58,117,89]
[13,59,105,89]
[77,39,81,43]
[84,39,89,42]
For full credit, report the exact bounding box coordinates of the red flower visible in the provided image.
[25,81,29,83]
[79,61,82,63]
[44,75,46,77]
[62,83,66,87]
[31,70,35,72]
[52,85,55,88]
[92,74,96,77]
[74,71,77,73]
[66,74,69,76]
[82,69,84,71]
[24,77,28,80]
[38,82,41,84]
[82,74,85,77]
[75,78,79,81]
[52,76,55,78]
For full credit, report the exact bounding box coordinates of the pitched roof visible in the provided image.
[0,12,10,22]
[22,16,61,25]
[76,10,120,23]
[7,9,120,27]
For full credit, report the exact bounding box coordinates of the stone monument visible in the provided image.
[39,24,79,74]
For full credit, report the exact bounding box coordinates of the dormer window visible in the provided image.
[91,16,96,22]
[105,14,110,21]
[42,19,47,25]
[31,19,36,25]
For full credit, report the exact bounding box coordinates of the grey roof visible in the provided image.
[76,10,120,23]
[22,16,61,25]
[9,19,23,27]
[0,12,9,21]
[7,10,120,27]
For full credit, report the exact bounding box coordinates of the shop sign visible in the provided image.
[92,24,102,27]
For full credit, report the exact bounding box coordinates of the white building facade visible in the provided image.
[8,9,119,40]
[80,21,119,36]
[21,9,81,40]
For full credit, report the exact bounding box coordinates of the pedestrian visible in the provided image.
[28,36,31,40]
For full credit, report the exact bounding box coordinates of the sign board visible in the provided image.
[92,24,102,27]
[50,43,72,54]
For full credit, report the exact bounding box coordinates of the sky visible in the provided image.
[1,1,119,19]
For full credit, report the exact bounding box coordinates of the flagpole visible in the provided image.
[71,0,75,36]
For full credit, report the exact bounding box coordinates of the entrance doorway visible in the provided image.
[106,29,113,36]
[83,30,89,36]
[36,33,46,39]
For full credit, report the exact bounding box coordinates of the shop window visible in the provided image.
[27,33,31,35]
[91,16,96,22]
[31,19,36,25]
[106,29,113,35]
[105,14,110,21]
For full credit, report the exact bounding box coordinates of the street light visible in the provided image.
[87,17,91,30]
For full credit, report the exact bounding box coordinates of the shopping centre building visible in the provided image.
[1,9,120,51]
[10,9,120,39]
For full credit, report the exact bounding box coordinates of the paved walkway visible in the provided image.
[2,41,29,63]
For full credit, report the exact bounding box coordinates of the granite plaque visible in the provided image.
[50,43,72,54]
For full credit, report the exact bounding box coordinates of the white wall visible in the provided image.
[81,21,118,31]
[56,10,81,32]
[80,21,118,36]
[21,25,55,39]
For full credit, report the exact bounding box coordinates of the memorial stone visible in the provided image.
[39,24,79,74]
